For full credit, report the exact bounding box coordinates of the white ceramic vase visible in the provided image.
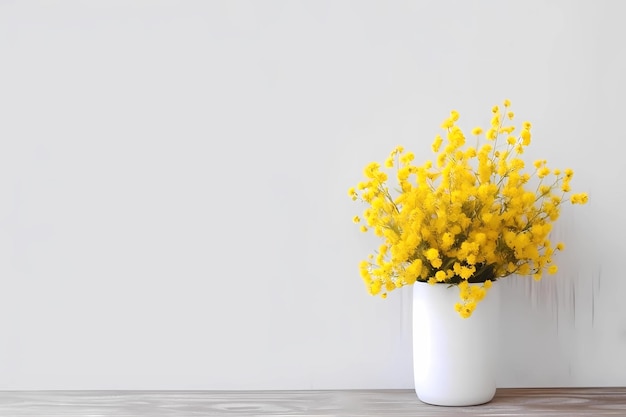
[412,281,500,406]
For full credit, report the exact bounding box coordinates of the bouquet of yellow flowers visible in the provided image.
[349,100,588,318]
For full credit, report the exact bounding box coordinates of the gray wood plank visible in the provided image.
[0,388,624,416]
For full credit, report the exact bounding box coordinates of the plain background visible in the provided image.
[0,1,624,390]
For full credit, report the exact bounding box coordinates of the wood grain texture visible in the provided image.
[0,388,624,416]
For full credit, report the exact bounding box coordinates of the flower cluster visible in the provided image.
[349,100,588,318]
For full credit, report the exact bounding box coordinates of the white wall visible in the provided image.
[0,0,623,390]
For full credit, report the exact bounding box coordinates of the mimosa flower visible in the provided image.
[349,100,588,317]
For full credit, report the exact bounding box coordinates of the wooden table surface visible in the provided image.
[0,388,624,416]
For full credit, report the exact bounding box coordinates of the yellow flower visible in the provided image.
[441,117,454,129]
[441,232,455,250]
[349,100,587,318]
[370,279,382,295]
[538,167,551,178]
[400,152,415,165]
[459,300,476,318]
[431,258,443,268]
[425,248,439,261]
[432,135,443,153]
[571,193,589,204]
[363,162,380,179]
[459,266,475,279]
